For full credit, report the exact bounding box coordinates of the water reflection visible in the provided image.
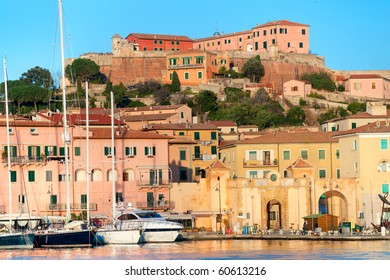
[1,240,390,260]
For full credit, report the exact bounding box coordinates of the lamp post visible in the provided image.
[215,176,222,234]
[47,184,53,216]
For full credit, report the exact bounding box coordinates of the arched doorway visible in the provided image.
[267,199,282,229]
[318,190,348,225]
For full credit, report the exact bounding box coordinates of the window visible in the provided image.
[169,58,177,65]
[302,29,306,35]
[169,73,173,80]
[45,146,57,156]
[194,132,200,140]
[300,149,308,160]
[46,170,52,182]
[319,169,326,178]
[299,42,303,48]
[272,39,276,44]
[10,170,16,182]
[255,42,258,50]
[318,149,326,160]
[104,147,116,156]
[28,170,35,182]
[336,169,341,179]
[149,169,162,185]
[180,112,184,118]
[176,41,180,45]
[74,147,81,156]
[380,139,388,150]
[125,147,137,157]
[28,145,41,161]
[352,122,357,129]
[18,195,25,204]
[171,41,175,45]
[291,86,298,91]
[239,37,242,42]
[144,146,156,156]
[336,149,340,159]
[263,41,267,49]
[184,72,189,80]
[81,194,87,205]
[287,42,290,48]
[372,82,376,89]
[30,128,38,134]
[248,151,257,160]
[354,83,361,90]
[178,131,185,136]
[263,30,266,36]
[195,167,201,176]
[211,132,217,140]
[353,140,357,151]
[179,167,187,181]
[116,192,123,203]
[249,170,258,179]
[194,146,201,159]
[153,40,157,44]
[211,146,217,155]
[197,71,203,79]
[182,57,191,65]
[50,195,57,206]
[159,40,162,44]
[283,150,290,160]
[382,183,389,193]
[195,56,204,63]
[179,150,186,161]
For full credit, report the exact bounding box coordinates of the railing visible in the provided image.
[47,203,97,211]
[2,155,49,165]
[135,201,175,210]
[193,154,217,161]
[137,179,171,187]
[168,63,204,70]
[243,159,278,167]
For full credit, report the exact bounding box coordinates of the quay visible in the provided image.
[178,231,390,241]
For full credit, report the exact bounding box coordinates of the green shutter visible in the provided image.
[37,146,41,157]
[211,146,217,155]
[28,170,35,182]
[194,146,200,158]
[159,169,163,184]
[60,147,65,156]
[28,146,32,158]
[133,147,137,156]
[10,170,17,182]
[152,147,156,155]
[382,184,389,193]
[194,132,200,140]
[149,169,155,185]
[145,147,148,155]
[125,147,130,156]
[211,132,217,140]
[104,147,109,156]
[45,146,49,156]
[75,147,81,156]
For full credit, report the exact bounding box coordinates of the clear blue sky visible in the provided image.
[1,0,389,81]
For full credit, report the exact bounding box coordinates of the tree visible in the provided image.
[154,86,171,105]
[65,58,100,85]
[285,106,306,126]
[170,71,181,93]
[252,88,270,104]
[20,66,53,89]
[241,55,265,82]
[347,102,366,115]
[300,71,336,92]
[195,90,218,114]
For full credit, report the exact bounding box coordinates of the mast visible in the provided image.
[86,81,90,226]
[111,91,116,221]
[3,57,12,232]
[58,0,71,221]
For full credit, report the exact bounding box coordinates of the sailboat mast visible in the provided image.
[111,91,116,220]
[3,57,13,232]
[58,0,71,221]
[86,81,90,226]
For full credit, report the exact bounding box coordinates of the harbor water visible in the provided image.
[1,239,390,260]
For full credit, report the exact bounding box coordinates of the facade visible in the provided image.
[125,33,193,52]
[219,131,339,181]
[142,123,219,182]
[194,20,310,54]
[344,74,390,99]
[321,102,390,132]
[283,79,312,97]
[163,49,230,87]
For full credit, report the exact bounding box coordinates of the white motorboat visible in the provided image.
[113,203,183,243]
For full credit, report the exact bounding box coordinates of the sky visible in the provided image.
[0,0,389,81]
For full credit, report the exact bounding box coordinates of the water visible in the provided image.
[1,239,389,260]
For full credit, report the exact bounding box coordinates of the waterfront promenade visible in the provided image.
[179,231,390,241]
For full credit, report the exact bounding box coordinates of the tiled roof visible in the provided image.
[75,128,173,140]
[207,160,229,170]
[121,105,183,113]
[145,123,218,130]
[208,120,237,126]
[348,74,383,79]
[287,158,313,169]
[257,20,309,28]
[126,33,193,41]
[0,120,62,127]
[193,30,251,42]
[122,113,176,122]
[238,131,338,144]
[334,121,390,137]
[38,113,125,126]
[323,110,390,123]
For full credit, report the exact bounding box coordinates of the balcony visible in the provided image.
[192,154,217,161]
[137,179,171,188]
[168,63,204,70]
[135,200,175,210]
[2,155,48,165]
[46,203,98,212]
[243,159,278,167]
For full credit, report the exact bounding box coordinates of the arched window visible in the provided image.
[91,169,102,182]
[75,169,86,182]
[123,169,135,182]
[107,169,118,181]
[378,160,390,172]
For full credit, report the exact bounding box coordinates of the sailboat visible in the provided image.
[33,0,95,248]
[95,92,142,244]
[0,57,35,249]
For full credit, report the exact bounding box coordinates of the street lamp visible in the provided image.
[47,184,54,216]
[323,180,339,233]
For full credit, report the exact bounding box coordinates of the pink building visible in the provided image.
[194,20,310,54]
[344,74,390,99]
[0,118,174,219]
[283,79,312,97]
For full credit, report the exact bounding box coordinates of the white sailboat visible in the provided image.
[33,0,95,248]
[0,57,35,249]
[95,92,142,244]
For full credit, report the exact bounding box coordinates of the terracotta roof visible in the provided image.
[126,33,193,42]
[257,20,309,28]
[75,128,173,140]
[38,113,125,126]
[238,131,338,144]
[287,158,313,169]
[145,123,218,130]
[207,160,229,170]
[0,120,62,127]
[208,120,237,127]
[348,74,384,79]
[122,113,176,122]
[193,30,252,42]
[334,121,390,137]
[323,110,390,123]
[121,105,184,113]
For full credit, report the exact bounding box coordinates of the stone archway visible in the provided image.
[267,199,282,229]
[318,190,348,223]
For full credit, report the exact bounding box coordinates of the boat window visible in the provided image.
[137,213,151,218]
[117,214,138,220]
[150,212,162,218]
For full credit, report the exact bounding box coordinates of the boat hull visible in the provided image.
[96,228,141,244]
[142,229,180,243]
[0,232,35,249]
[34,230,95,248]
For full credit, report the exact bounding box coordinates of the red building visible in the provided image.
[125,33,193,52]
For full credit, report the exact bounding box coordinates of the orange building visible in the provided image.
[125,33,193,52]
[194,20,310,54]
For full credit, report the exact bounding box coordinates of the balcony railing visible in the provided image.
[137,179,171,187]
[193,154,217,161]
[135,201,175,210]
[46,203,97,211]
[168,63,204,70]
[243,159,278,167]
